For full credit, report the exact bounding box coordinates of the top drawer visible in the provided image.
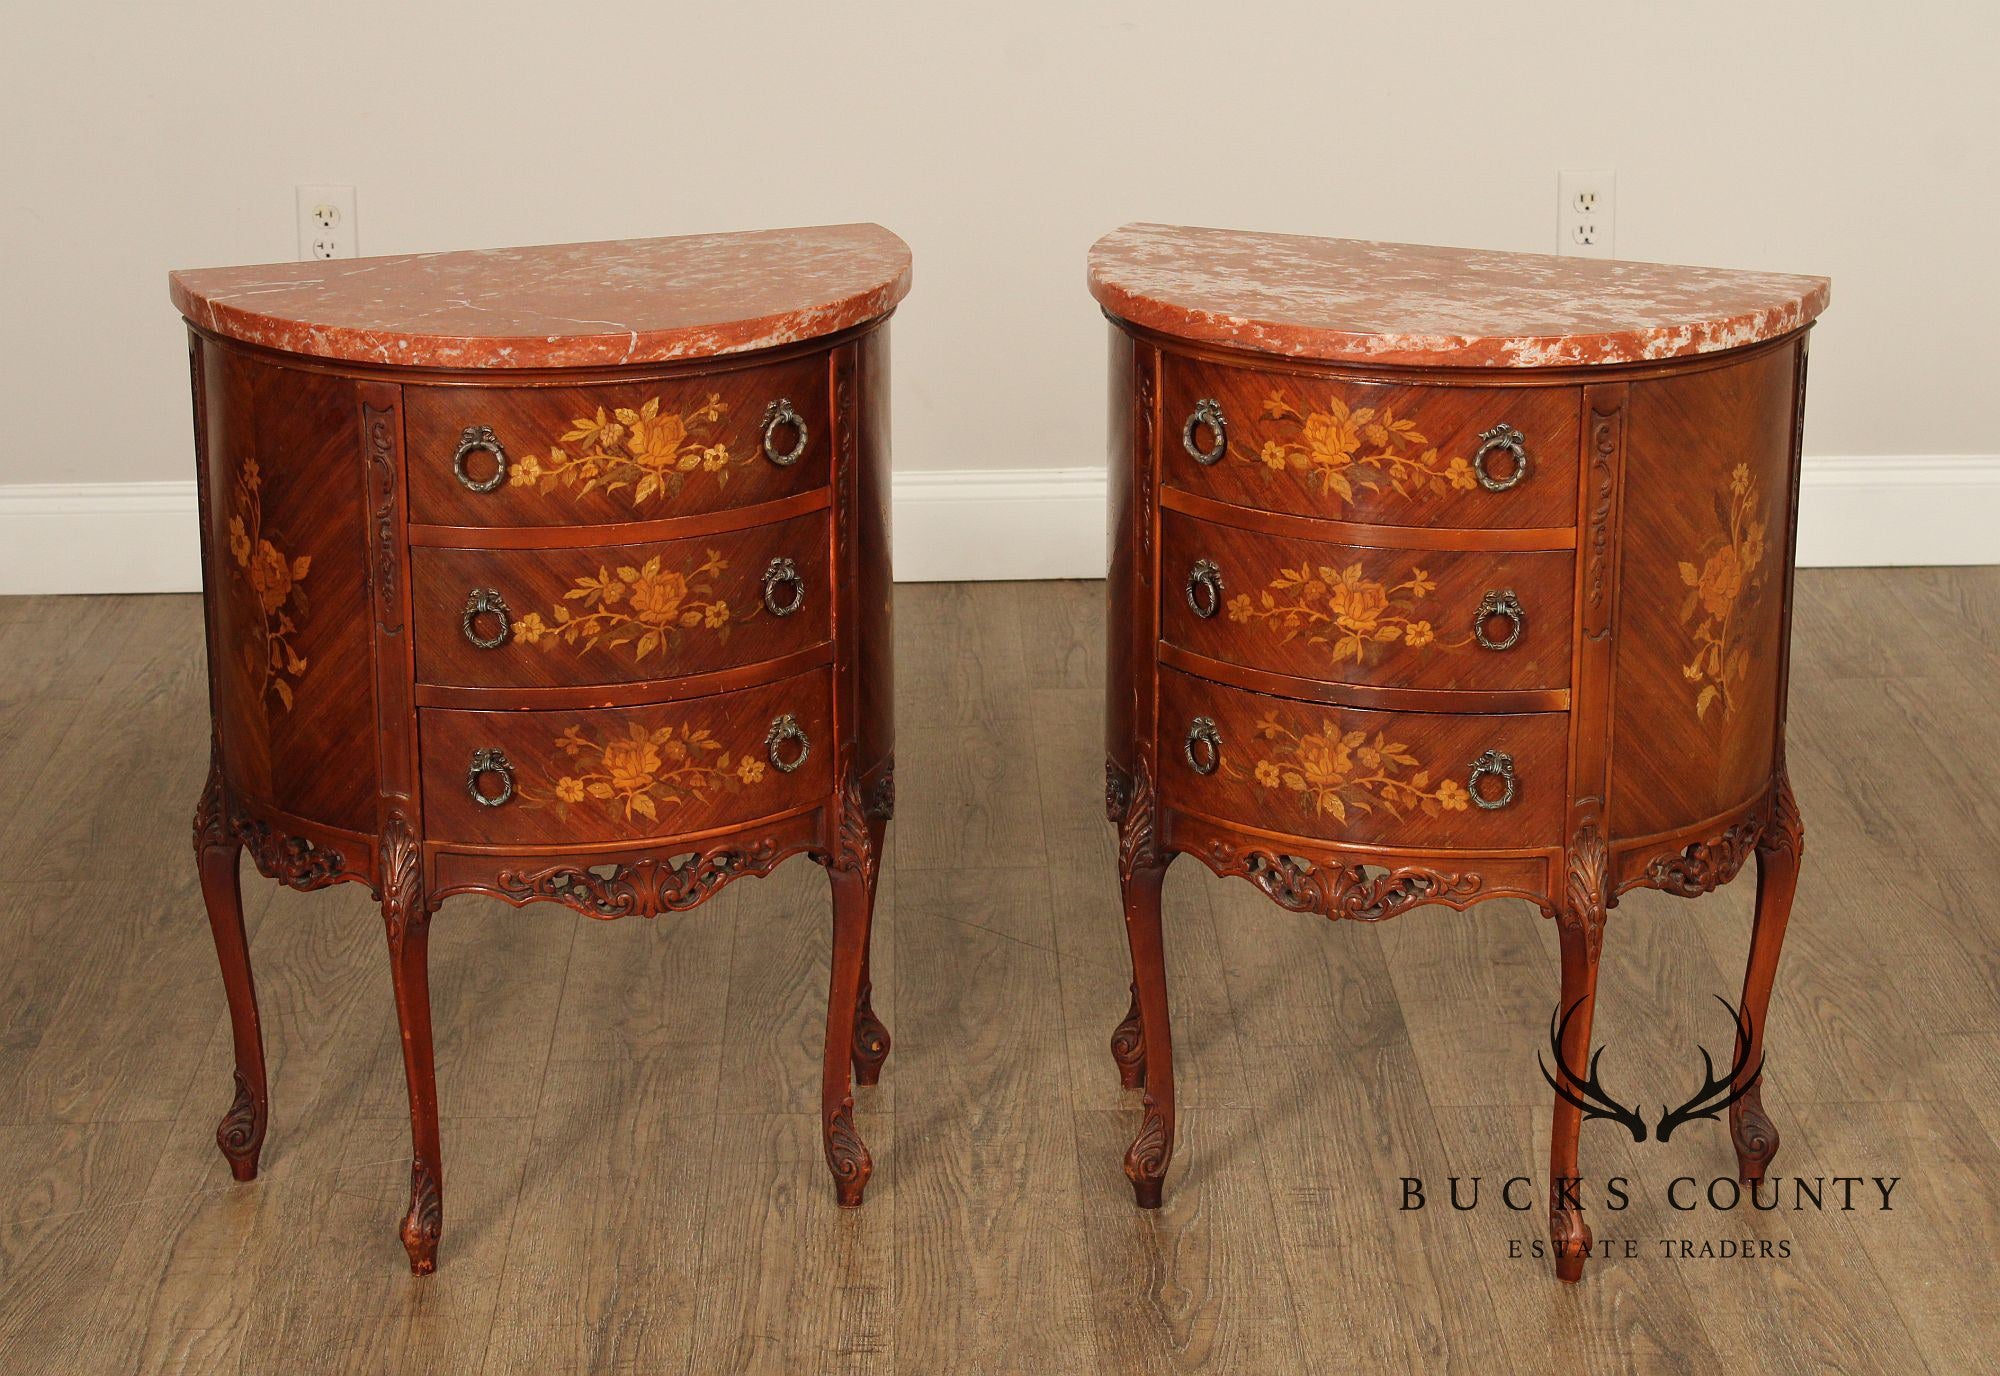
[1160,354,1579,529]
[405,354,829,528]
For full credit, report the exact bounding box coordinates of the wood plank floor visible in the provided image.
[0,570,1997,1373]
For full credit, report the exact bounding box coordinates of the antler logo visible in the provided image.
[1539,996,1764,1144]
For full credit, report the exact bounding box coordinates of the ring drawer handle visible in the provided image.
[1473,589,1525,651]
[766,714,810,773]
[467,748,516,807]
[461,588,512,649]
[1473,424,1529,492]
[762,399,808,466]
[452,425,508,493]
[1184,716,1222,775]
[1186,559,1224,619]
[763,557,805,617]
[1468,749,1516,811]
[1183,399,1227,466]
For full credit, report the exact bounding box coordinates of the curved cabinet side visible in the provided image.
[1609,341,1801,843]
[198,338,379,836]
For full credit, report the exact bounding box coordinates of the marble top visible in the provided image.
[1087,224,1829,368]
[171,224,913,370]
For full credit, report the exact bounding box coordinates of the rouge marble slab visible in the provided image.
[171,223,912,370]
[1087,222,1829,369]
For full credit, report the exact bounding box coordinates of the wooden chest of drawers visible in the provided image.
[172,225,909,1273]
[1092,224,1829,1281]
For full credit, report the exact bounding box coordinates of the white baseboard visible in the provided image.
[1,456,1994,594]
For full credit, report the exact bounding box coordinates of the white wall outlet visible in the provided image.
[1557,170,1614,259]
[296,185,357,261]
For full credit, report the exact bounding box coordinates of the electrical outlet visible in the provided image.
[1557,170,1614,259]
[296,185,357,261]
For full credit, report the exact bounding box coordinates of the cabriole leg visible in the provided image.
[1733,774,1802,1183]
[379,819,441,1275]
[822,809,882,1205]
[195,761,266,1181]
[1549,829,1608,1283]
[1122,862,1174,1208]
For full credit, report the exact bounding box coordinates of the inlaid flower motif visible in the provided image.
[1227,562,1466,665]
[226,453,310,712]
[518,551,736,661]
[512,394,747,504]
[1245,716,1470,823]
[1235,392,1480,508]
[530,720,757,823]
[1678,465,1770,722]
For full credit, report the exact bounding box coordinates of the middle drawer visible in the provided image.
[413,512,829,689]
[1160,509,1573,692]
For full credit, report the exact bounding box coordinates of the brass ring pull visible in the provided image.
[766,714,810,773]
[461,588,512,649]
[452,425,508,493]
[1184,716,1222,775]
[1183,398,1227,466]
[1472,424,1529,492]
[1468,749,1516,811]
[1186,559,1224,619]
[467,748,516,807]
[761,399,808,466]
[762,557,805,617]
[1474,589,1525,651]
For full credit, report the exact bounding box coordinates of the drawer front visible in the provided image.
[1160,510,1573,691]
[1157,668,1567,849]
[1161,355,1579,528]
[405,355,828,527]
[420,668,832,846]
[412,513,828,688]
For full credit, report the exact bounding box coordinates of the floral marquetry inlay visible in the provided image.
[1246,716,1470,822]
[508,395,749,504]
[225,455,310,712]
[1225,561,1466,664]
[523,721,765,823]
[1233,391,1479,510]
[512,551,735,660]
[1678,464,1770,722]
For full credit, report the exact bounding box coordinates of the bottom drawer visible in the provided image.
[1157,667,1566,850]
[420,668,832,846]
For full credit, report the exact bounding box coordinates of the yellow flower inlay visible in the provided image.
[1678,464,1770,722]
[528,720,759,823]
[519,551,737,661]
[510,394,746,504]
[1245,716,1470,824]
[1234,392,1480,508]
[227,454,310,712]
[1226,562,1466,665]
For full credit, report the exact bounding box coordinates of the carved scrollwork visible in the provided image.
[1110,982,1146,1089]
[194,749,229,855]
[496,839,785,920]
[363,404,402,634]
[1124,1097,1170,1206]
[1196,839,1482,922]
[1761,768,1803,861]
[1105,759,1132,825]
[401,1158,443,1276]
[827,774,880,883]
[377,811,423,942]
[825,1097,872,1206]
[1731,1084,1781,1179]
[215,1068,263,1173]
[1116,760,1159,883]
[234,810,348,892]
[1584,404,1620,632]
[1644,816,1762,899]
[866,764,896,823]
[1559,821,1610,958]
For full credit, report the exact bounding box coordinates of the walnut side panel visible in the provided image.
[1609,344,1798,841]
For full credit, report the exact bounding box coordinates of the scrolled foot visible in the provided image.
[826,1099,873,1207]
[852,982,890,1088]
[1124,1098,1169,1209]
[1551,1202,1593,1284]
[400,1159,443,1276]
[215,1069,265,1182]
[1730,1086,1781,1184]
[1110,983,1147,1090]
